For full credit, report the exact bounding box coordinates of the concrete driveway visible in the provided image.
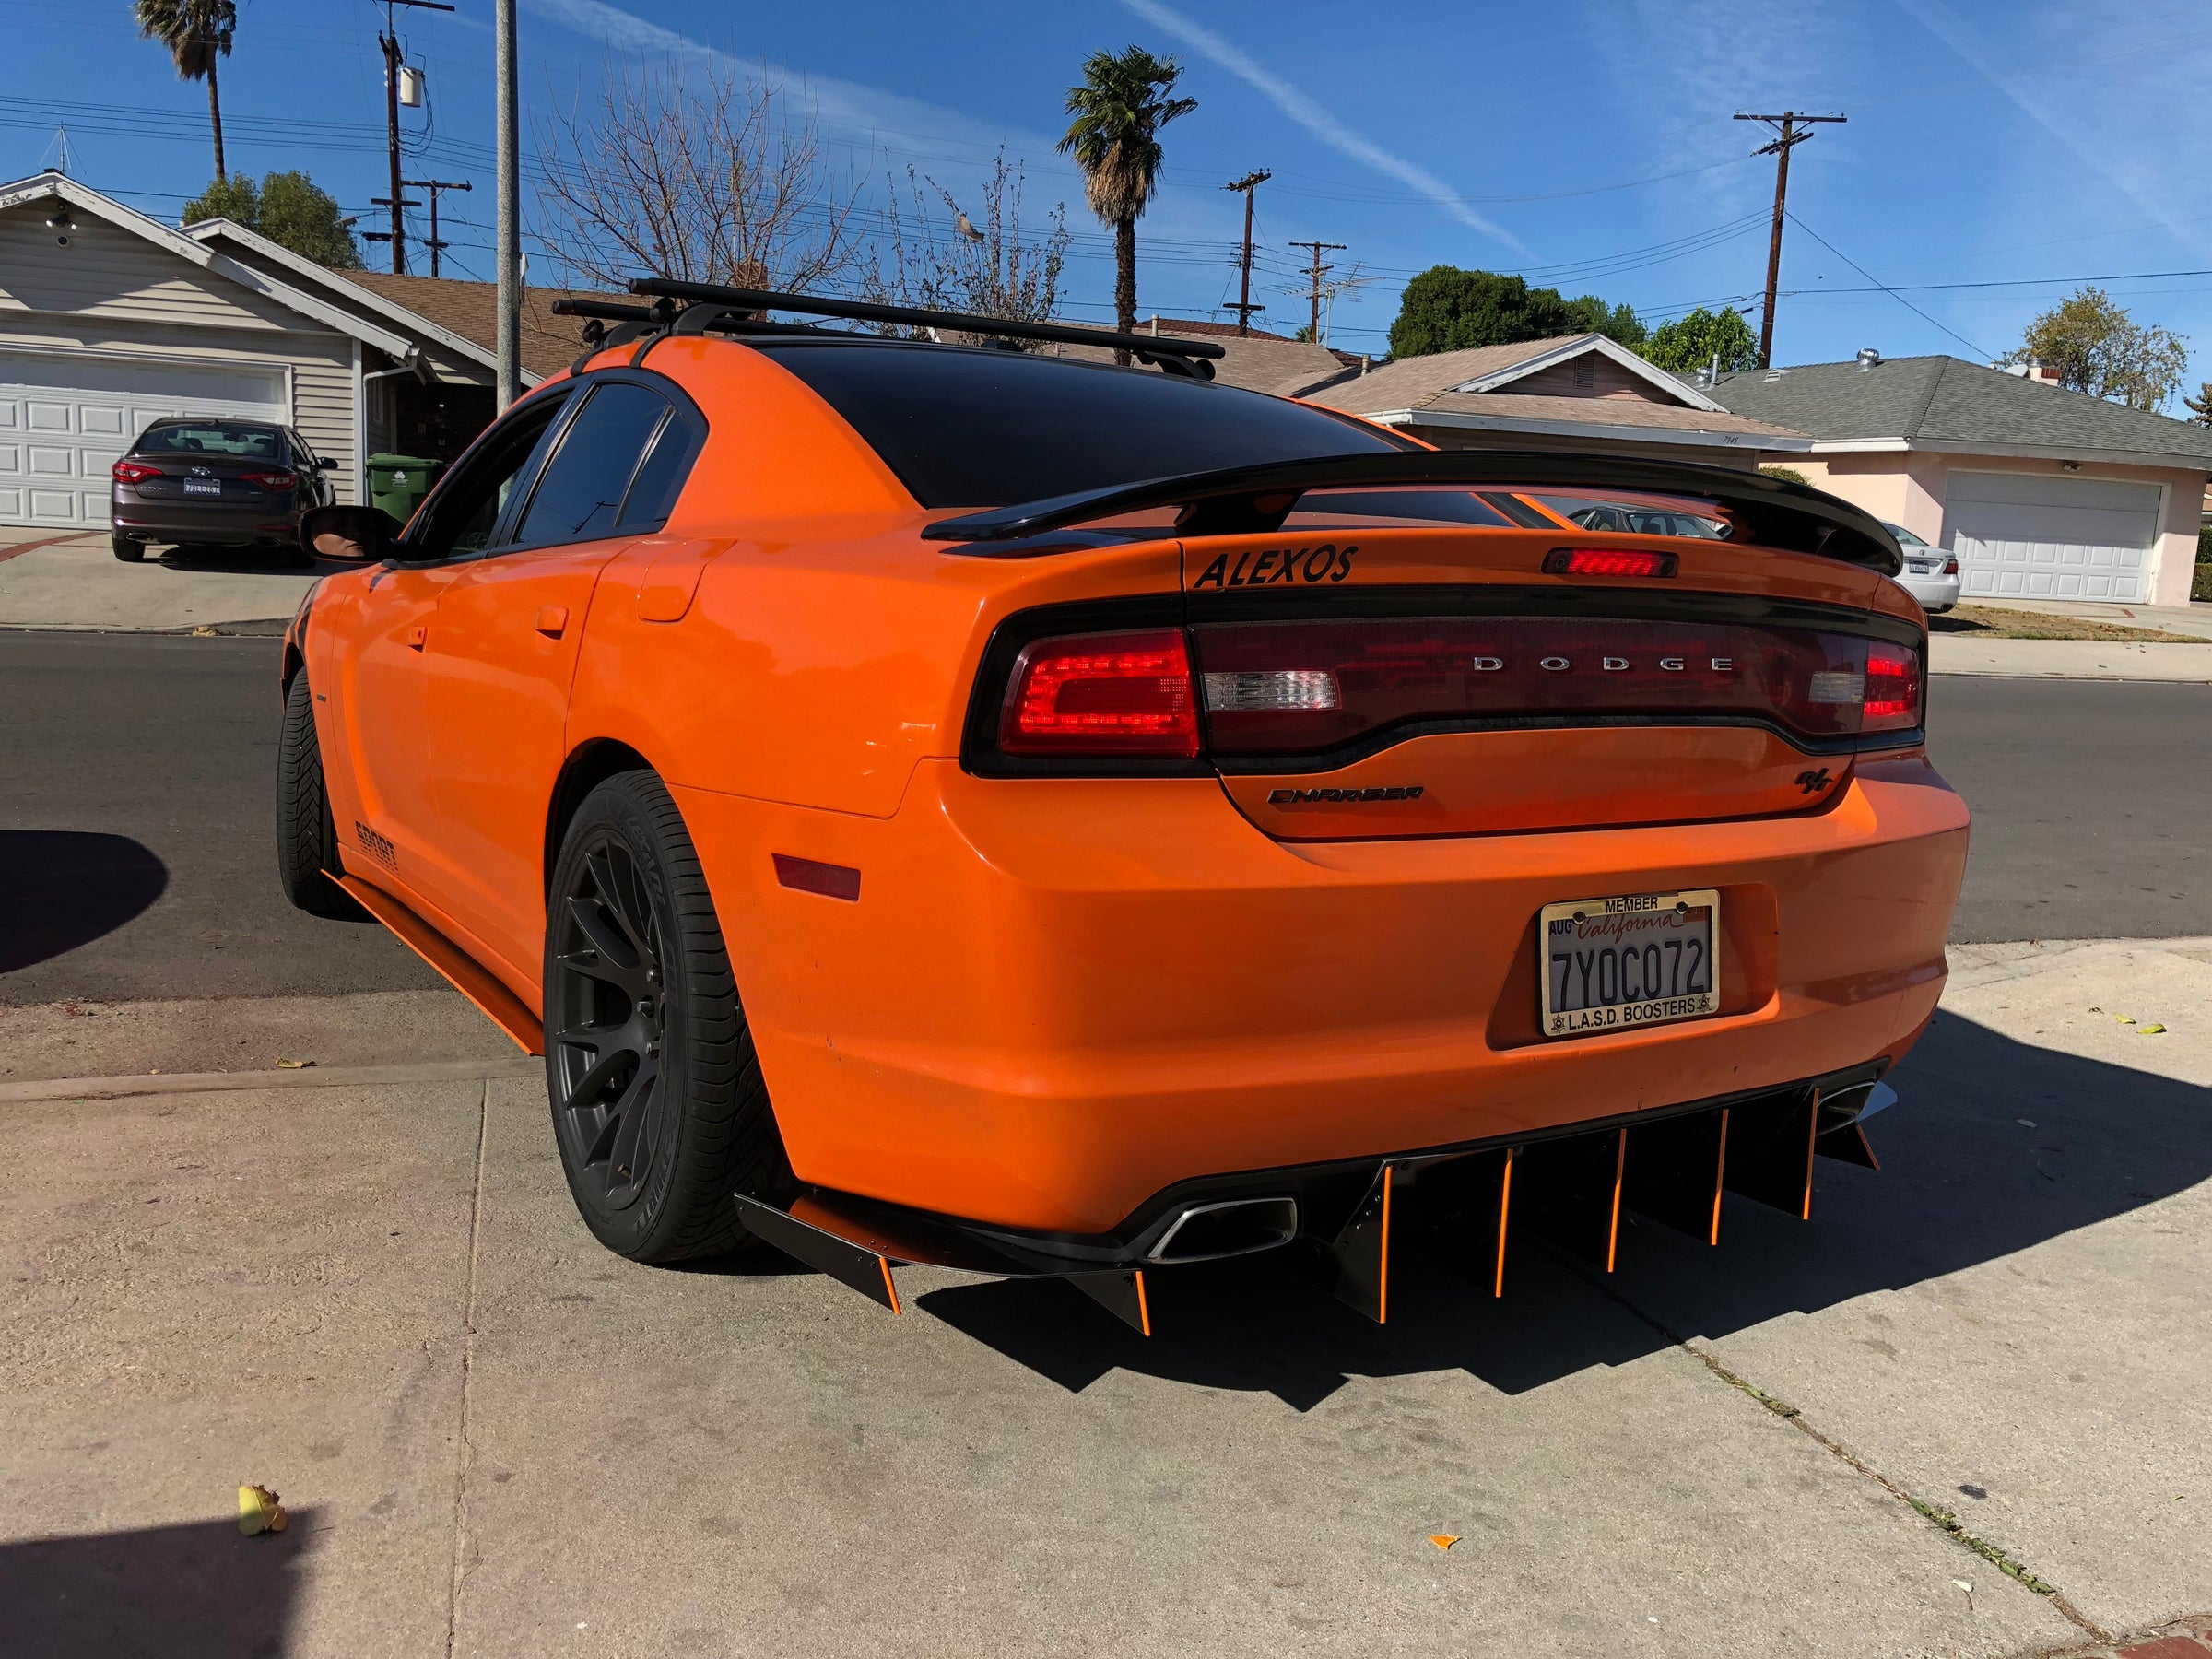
[3,936,2206,1657]
[0,528,323,631]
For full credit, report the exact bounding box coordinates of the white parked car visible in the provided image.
[1883,522,1960,613]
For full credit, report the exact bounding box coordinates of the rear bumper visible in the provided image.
[1899,572,1960,613]
[112,492,299,545]
[678,753,1968,1234]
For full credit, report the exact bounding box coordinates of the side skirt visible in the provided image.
[331,873,545,1055]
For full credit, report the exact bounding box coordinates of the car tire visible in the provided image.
[112,535,145,562]
[544,771,790,1263]
[275,670,371,921]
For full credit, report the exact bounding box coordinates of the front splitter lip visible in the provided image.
[769,1055,1890,1277]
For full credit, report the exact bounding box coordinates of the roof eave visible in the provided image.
[1809,435,2212,471]
[1376,408,1813,453]
[1457,334,1733,414]
[0,172,411,358]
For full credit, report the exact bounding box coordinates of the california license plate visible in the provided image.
[182,478,221,497]
[1539,888,1720,1038]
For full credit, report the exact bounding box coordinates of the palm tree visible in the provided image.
[1058,47,1195,364]
[135,0,238,182]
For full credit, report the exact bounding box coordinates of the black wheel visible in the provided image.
[112,535,145,562]
[545,771,788,1262]
[275,671,369,920]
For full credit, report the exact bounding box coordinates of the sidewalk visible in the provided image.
[0,530,318,632]
[4,944,2209,1657]
[1930,634,2212,681]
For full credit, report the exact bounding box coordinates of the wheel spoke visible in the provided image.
[559,1045,631,1117]
[604,1056,659,1187]
[557,944,638,994]
[589,848,652,959]
[564,895,642,987]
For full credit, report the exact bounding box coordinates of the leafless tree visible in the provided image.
[858,152,1071,344]
[535,55,865,293]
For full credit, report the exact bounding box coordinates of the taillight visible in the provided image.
[241,470,300,492]
[112,460,162,485]
[1192,618,1924,757]
[1861,642,1921,729]
[999,629,1200,758]
[1940,557,1959,575]
[1542,547,1678,578]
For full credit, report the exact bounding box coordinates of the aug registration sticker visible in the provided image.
[1538,889,1720,1038]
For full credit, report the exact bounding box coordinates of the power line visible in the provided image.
[1288,239,1346,342]
[1783,212,1995,359]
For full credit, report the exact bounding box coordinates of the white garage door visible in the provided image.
[1945,470,2161,604]
[0,349,290,529]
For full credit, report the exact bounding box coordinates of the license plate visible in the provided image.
[1907,559,1938,574]
[1539,888,1720,1038]
[182,478,222,498]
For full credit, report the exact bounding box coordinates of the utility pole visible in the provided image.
[379,0,454,274]
[1289,239,1347,343]
[495,0,521,410]
[1222,169,1272,337]
[403,178,471,277]
[1735,111,1844,369]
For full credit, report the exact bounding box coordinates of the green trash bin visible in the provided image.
[366,453,445,524]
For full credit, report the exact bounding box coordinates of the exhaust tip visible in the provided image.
[1147,1195,1299,1263]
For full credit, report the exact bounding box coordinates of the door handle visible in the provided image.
[406,623,427,650]
[534,605,570,639]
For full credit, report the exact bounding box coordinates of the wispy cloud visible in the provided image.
[1891,0,2212,263]
[1116,0,1527,253]
[523,0,1055,163]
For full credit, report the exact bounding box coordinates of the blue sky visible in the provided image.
[10,0,2212,394]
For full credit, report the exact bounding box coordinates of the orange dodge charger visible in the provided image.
[279,282,1966,1333]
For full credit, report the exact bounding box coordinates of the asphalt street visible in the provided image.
[3,629,2207,1003]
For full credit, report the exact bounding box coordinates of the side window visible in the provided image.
[513,382,672,548]
[615,413,695,532]
[403,392,571,561]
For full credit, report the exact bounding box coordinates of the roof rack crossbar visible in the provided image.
[627,278,1227,370]
[918,451,1904,574]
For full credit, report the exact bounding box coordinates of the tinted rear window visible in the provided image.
[758,341,1404,508]
[137,422,284,461]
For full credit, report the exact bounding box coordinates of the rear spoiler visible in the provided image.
[920,451,1904,575]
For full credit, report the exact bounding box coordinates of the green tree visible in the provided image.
[1642,307,1760,375]
[184,171,362,269]
[135,0,236,181]
[2185,382,2212,428]
[2007,287,2187,411]
[1058,46,1196,363]
[1387,267,1645,358]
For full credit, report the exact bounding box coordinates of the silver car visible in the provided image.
[1882,521,1959,613]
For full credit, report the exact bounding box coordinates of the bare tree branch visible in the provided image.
[858,151,1072,345]
[534,55,865,294]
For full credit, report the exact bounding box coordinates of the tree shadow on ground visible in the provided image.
[916,1010,2212,1408]
[0,1509,317,1658]
[0,830,168,973]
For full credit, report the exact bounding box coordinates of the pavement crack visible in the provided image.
[1557,1251,2109,1641]
[445,1079,491,1659]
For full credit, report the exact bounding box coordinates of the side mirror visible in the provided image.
[315,455,340,470]
[299,502,404,564]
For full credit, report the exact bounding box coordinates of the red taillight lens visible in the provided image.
[1542,547,1679,578]
[241,470,299,491]
[1862,643,1921,728]
[112,460,163,485]
[1000,629,1200,758]
[1940,557,1959,575]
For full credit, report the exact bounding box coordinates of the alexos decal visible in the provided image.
[1192,544,1357,589]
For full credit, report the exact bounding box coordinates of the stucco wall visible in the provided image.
[1793,449,2205,606]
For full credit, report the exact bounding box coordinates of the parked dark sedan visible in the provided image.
[110,418,338,565]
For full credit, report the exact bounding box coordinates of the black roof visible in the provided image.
[1708,355,2212,467]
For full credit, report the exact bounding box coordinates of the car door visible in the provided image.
[326,390,573,926]
[419,375,704,978]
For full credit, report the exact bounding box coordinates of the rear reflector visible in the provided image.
[1543,547,1679,578]
[1193,616,1924,756]
[112,460,163,485]
[1001,629,1200,758]
[773,853,862,901]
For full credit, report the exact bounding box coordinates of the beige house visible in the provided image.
[1709,353,2212,606]
[1308,334,1810,468]
[0,173,593,531]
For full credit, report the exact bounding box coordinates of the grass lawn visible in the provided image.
[1931,605,2202,642]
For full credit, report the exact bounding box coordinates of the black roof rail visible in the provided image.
[623,278,1227,381]
[919,450,1905,574]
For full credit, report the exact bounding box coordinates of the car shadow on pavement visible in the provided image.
[0,1509,315,1657]
[155,546,313,576]
[0,830,169,974]
[918,1010,2212,1408]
